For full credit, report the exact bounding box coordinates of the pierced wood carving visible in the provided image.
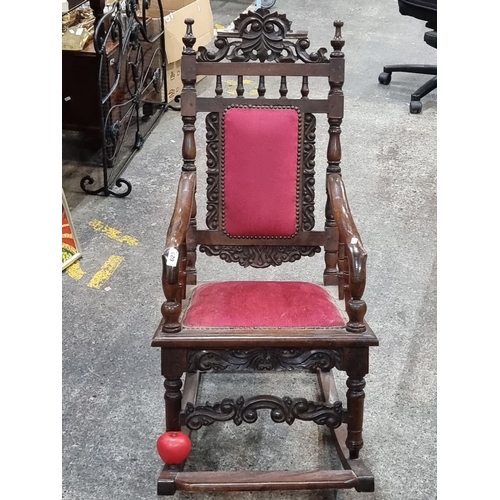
[197,8,328,63]
[302,113,316,231]
[205,112,220,229]
[198,244,321,268]
[188,348,342,373]
[181,396,344,430]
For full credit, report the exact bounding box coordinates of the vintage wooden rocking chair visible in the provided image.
[152,7,379,495]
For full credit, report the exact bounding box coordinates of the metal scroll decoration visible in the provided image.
[80,0,168,197]
[181,396,344,430]
[197,8,328,63]
[188,348,342,373]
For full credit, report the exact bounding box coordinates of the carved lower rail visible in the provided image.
[180,395,344,430]
[187,348,342,373]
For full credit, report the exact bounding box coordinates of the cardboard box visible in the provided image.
[146,0,214,102]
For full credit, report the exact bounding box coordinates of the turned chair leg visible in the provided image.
[164,377,183,431]
[161,348,187,431]
[346,376,366,459]
[343,347,369,460]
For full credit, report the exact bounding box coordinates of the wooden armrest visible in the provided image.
[163,171,196,285]
[327,174,367,299]
[160,171,196,333]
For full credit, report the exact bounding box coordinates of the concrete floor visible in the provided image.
[62,0,437,499]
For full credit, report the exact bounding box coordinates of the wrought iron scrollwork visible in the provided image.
[79,0,169,197]
[197,8,328,63]
[188,348,342,373]
[181,395,344,430]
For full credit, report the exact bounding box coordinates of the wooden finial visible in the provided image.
[331,20,345,57]
[183,18,196,55]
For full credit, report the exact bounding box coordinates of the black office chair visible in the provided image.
[378,0,437,114]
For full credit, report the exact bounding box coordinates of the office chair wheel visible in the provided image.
[409,100,422,114]
[378,72,392,85]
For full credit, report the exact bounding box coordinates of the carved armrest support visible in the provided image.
[161,171,196,333]
[327,174,367,332]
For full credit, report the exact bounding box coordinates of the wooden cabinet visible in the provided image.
[62,41,113,134]
[62,32,162,135]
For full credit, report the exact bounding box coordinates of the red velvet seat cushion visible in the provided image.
[182,281,345,329]
[223,107,300,237]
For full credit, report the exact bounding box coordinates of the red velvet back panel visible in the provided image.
[223,107,300,237]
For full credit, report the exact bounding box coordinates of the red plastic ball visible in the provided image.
[156,431,192,465]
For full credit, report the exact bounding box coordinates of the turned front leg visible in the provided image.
[343,347,369,459]
[346,376,366,459]
[164,378,183,431]
[161,348,187,431]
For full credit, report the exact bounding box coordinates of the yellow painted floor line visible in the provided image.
[88,219,139,246]
[87,256,124,289]
[66,261,85,280]
[225,78,255,86]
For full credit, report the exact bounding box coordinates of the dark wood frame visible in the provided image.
[152,8,378,495]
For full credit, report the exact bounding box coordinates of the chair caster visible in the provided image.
[378,72,392,85]
[409,100,422,114]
